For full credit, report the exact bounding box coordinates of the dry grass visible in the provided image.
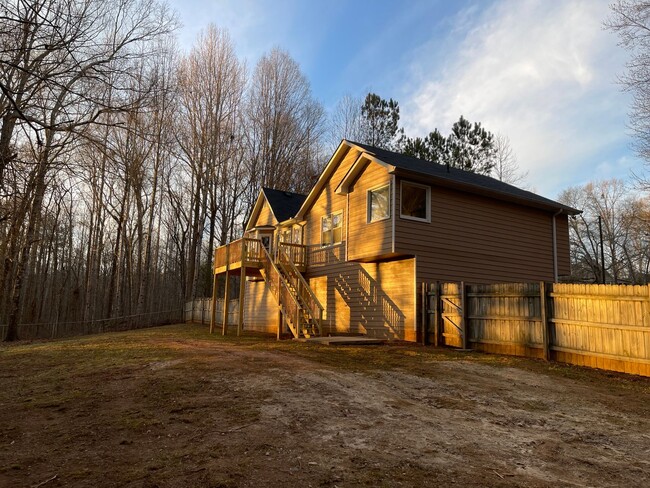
[1,324,649,487]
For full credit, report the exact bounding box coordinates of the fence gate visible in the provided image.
[426,282,466,349]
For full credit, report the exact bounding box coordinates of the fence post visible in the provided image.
[460,281,468,350]
[421,282,427,346]
[433,282,441,347]
[540,281,550,361]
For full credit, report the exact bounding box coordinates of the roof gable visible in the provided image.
[245,188,307,232]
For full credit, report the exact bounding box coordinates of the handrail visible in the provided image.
[277,245,323,334]
[258,244,303,338]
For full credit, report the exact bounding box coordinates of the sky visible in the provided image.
[168,0,641,200]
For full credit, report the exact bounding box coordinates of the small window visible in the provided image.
[321,212,342,246]
[367,184,391,223]
[401,181,430,222]
[279,228,292,243]
[292,226,302,244]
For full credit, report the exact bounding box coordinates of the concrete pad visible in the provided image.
[294,336,386,345]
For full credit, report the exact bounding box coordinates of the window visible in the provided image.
[367,184,391,223]
[279,228,292,243]
[400,181,430,222]
[292,226,302,244]
[321,212,342,246]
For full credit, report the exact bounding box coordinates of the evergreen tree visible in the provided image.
[400,116,496,175]
[400,129,447,163]
[446,116,496,174]
[359,93,403,149]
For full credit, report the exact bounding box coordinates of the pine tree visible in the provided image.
[359,93,403,149]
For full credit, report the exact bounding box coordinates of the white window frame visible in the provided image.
[320,211,343,247]
[400,181,431,223]
[367,183,391,223]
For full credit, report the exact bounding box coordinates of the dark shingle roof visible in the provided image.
[262,188,307,223]
[348,141,580,214]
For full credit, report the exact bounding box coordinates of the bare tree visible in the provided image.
[328,94,363,150]
[606,2,650,175]
[176,25,248,300]
[245,48,325,199]
[0,0,177,340]
[492,134,528,185]
[559,179,644,283]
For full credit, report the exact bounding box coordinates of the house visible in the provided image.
[211,140,579,341]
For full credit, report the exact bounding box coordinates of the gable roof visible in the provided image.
[345,141,580,215]
[245,187,307,232]
[261,188,307,223]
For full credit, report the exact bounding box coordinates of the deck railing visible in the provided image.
[278,242,307,269]
[214,237,265,271]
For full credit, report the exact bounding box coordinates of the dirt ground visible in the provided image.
[1,324,649,488]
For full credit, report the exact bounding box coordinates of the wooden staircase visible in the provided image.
[258,243,323,339]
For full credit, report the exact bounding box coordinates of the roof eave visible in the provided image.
[390,167,581,215]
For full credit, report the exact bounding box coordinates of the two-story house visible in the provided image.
[212,140,579,341]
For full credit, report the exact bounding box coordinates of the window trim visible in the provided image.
[320,210,343,247]
[400,180,431,223]
[367,183,391,224]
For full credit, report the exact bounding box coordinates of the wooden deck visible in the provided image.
[214,238,307,275]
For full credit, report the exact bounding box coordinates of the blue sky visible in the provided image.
[169,0,641,199]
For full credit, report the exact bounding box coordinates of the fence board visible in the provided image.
[185,298,239,326]
[428,281,650,377]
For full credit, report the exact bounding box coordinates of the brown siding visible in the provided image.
[555,214,571,276]
[347,162,392,260]
[306,243,416,341]
[394,178,569,283]
[243,280,277,334]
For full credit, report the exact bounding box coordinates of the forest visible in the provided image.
[1,0,649,341]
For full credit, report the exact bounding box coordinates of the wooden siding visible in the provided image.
[304,150,357,247]
[394,178,571,283]
[306,243,416,341]
[347,161,392,261]
[252,199,277,229]
[242,280,278,334]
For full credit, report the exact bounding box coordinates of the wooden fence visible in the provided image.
[184,298,239,325]
[424,282,650,377]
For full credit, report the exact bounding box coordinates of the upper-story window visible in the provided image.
[321,212,342,246]
[367,184,391,223]
[401,181,431,222]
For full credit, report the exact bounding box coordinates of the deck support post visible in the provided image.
[238,245,246,337]
[222,246,231,336]
[209,271,218,334]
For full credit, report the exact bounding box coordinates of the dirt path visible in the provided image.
[1,325,649,487]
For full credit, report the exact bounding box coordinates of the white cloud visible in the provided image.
[402,0,639,197]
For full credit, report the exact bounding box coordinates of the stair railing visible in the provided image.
[277,244,323,335]
[258,243,303,338]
